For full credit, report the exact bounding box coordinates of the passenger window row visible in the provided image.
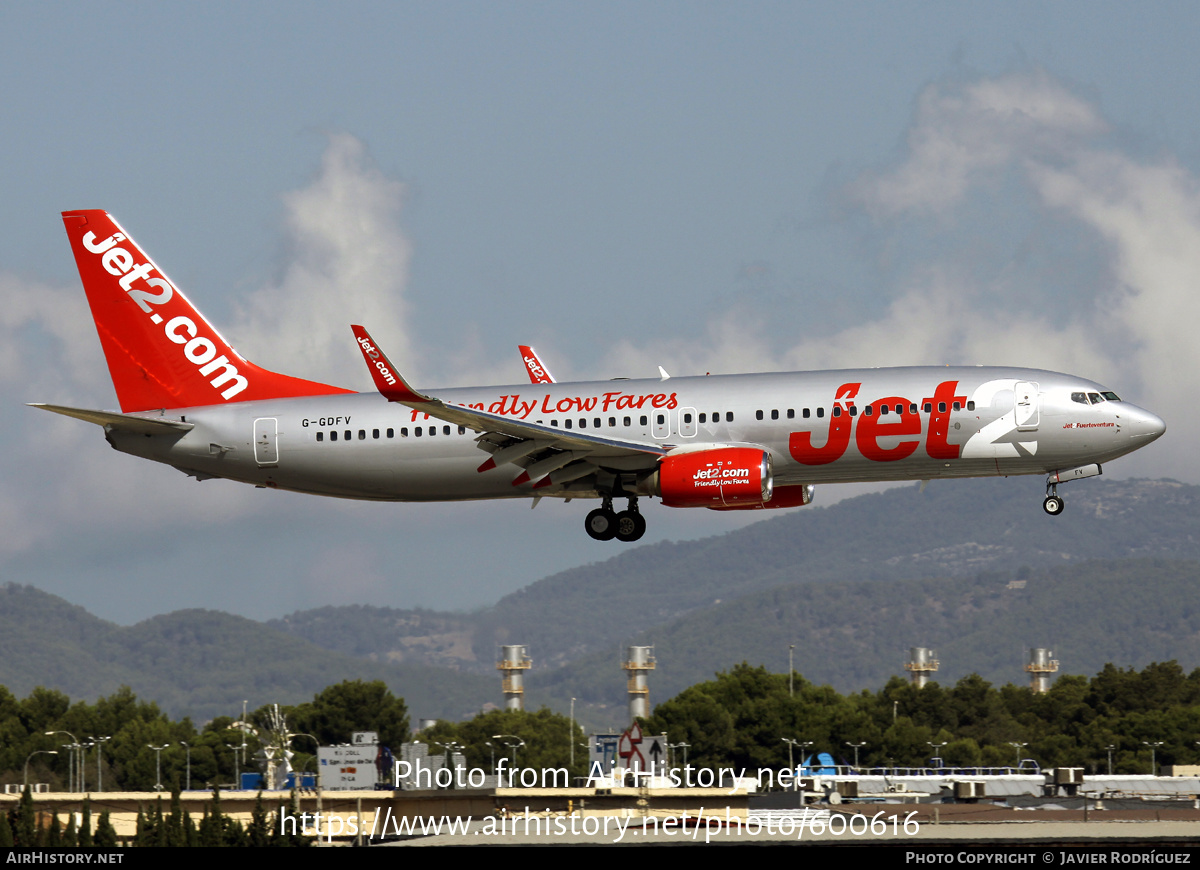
[316,425,467,442]
[755,401,975,421]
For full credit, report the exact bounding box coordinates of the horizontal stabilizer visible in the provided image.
[28,403,194,434]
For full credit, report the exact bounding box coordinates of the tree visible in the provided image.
[290,680,409,749]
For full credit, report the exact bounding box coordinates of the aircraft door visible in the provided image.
[1014,382,1040,432]
[652,410,672,440]
[254,417,279,466]
[679,408,697,438]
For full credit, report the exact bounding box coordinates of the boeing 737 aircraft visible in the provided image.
[35,210,1166,543]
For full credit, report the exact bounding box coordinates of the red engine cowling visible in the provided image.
[654,447,773,508]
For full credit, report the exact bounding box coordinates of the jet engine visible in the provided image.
[649,447,773,508]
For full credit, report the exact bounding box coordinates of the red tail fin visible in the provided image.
[62,210,353,412]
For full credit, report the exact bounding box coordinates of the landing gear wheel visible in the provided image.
[1042,495,1064,516]
[585,507,618,540]
[614,510,647,542]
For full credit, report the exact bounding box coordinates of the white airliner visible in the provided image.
[35,210,1166,543]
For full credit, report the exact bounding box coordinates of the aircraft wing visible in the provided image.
[29,403,195,434]
[351,326,667,486]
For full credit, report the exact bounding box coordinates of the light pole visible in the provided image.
[180,741,192,791]
[928,741,948,770]
[1105,744,1116,775]
[148,743,170,792]
[492,734,525,774]
[846,741,867,772]
[569,698,576,769]
[293,733,323,817]
[789,645,795,698]
[1008,742,1028,771]
[24,750,57,788]
[1142,741,1164,776]
[89,737,111,793]
[45,731,78,792]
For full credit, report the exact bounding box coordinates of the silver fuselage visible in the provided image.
[104,366,1165,505]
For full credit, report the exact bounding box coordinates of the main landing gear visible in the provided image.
[1043,481,1064,517]
[585,496,647,543]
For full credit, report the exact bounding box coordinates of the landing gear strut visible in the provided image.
[585,496,647,542]
[1042,481,1064,516]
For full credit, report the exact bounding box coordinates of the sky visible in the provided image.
[1,1,1198,623]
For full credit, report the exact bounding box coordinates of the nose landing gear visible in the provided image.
[585,496,646,542]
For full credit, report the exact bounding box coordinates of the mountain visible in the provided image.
[0,584,494,722]
[6,476,1200,728]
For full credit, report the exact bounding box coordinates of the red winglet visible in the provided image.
[518,345,556,384]
[351,325,427,403]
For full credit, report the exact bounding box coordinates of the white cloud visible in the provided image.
[234,133,413,388]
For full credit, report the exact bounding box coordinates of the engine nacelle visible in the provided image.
[652,447,773,508]
[710,482,815,511]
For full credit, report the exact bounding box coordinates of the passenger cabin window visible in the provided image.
[565,419,572,429]
[594,418,601,428]
[966,401,975,411]
[833,406,842,418]
[923,402,932,413]
[863,406,872,416]
[331,431,338,441]
[359,430,366,440]
[771,409,779,420]
[444,425,451,435]
[344,430,351,441]
[816,408,824,418]
[787,409,794,419]
[699,413,707,423]
[952,402,961,411]
[879,405,887,415]
[316,432,324,442]
[623,417,631,427]
[849,406,857,416]
[938,403,946,413]
[803,408,810,419]
[372,429,379,439]
[388,428,395,438]
[641,416,648,426]
[756,410,764,420]
[909,403,918,414]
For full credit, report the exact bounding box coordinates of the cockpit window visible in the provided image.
[1071,392,1089,405]
[1088,392,1104,404]
[1102,391,1121,401]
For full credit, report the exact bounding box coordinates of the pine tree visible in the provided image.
[167,784,186,847]
[153,796,167,847]
[62,812,77,847]
[14,784,35,846]
[78,796,93,847]
[94,810,119,848]
[0,810,14,847]
[47,811,62,847]
[248,791,270,847]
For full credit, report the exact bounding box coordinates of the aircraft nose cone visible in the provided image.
[1127,406,1166,442]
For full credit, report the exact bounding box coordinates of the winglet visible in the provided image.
[518,345,556,384]
[350,325,428,403]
